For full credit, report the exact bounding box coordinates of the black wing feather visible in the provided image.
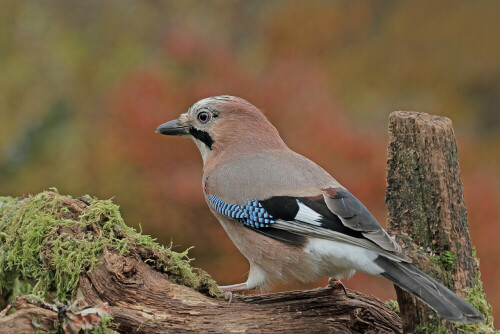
[259,196,364,240]
[251,227,307,245]
[259,196,299,221]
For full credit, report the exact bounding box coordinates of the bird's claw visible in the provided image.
[328,277,348,298]
[223,291,233,305]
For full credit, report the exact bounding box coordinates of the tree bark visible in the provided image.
[0,195,402,334]
[385,111,488,332]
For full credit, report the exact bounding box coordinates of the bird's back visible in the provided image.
[203,148,341,204]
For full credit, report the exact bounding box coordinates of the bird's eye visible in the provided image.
[197,111,211,124]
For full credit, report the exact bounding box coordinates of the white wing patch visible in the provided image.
[294,201,322,226]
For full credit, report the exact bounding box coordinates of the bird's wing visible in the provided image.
[320,186,404,254]
[207,193,411,263]
[206,150,409,261]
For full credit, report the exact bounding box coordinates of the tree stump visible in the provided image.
[385,111,493,332]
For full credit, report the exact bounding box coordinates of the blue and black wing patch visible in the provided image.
[258,196,299,221]
[208,194,364,240]
[208,194,275,228]
[208,194,306,244]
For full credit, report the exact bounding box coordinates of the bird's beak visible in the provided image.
[155,120,190,136]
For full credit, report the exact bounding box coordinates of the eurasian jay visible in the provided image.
[156,95,484,323]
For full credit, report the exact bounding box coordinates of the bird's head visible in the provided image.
[156,96,286,164]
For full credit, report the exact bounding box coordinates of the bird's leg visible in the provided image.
[327,277,348,298]
[219,282,250,292]
[218,282,250,304]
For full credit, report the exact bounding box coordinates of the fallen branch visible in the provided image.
[0,192,401,333]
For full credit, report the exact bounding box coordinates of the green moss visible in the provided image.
[455,261,499,333]
[9,278,33,303]
[385,299,399,314]
[440,251,455,271]
[0,190,221,306]
[412,323,449,334]
[89,315,116,334]
[429,250,455,272]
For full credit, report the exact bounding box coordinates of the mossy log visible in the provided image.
[386,111,495,333]
[0,192,402,333]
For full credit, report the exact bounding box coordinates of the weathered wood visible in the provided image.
[0,303,57,333]
[0,195,402,333]
[385,111,488,332]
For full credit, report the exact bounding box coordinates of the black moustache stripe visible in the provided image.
[189,128,214,149]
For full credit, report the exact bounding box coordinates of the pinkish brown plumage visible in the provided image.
[155,95,484,323]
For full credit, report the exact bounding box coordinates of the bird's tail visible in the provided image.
[375,256,485,323]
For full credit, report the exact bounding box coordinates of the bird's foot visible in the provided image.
[218,282,249,305]
[327,277,348,298]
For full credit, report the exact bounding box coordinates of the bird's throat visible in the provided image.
[189,128,213,149]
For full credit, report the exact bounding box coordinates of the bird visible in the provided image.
[156,95,484,323]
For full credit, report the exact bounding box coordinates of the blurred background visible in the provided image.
[1,0,498,324]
